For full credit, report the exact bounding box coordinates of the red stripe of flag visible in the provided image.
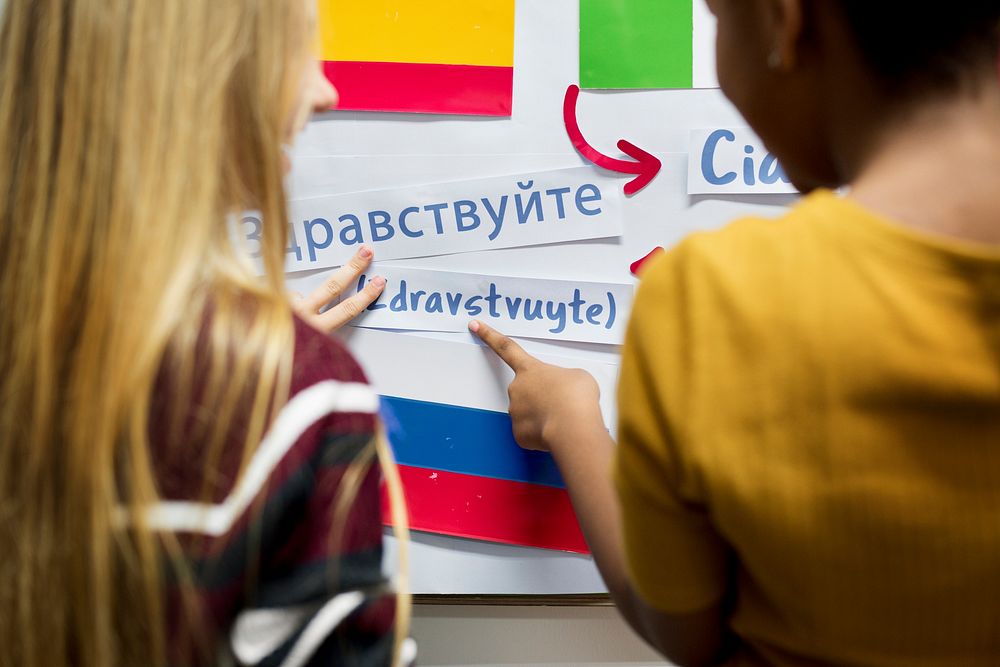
[383,465,588,554]
[323,61,513,116]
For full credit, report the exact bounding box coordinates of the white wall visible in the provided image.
[294,0,782,597]
[412,605,674,667]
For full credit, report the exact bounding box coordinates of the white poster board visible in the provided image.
[288,0,794,595]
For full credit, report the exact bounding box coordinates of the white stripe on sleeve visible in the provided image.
[119,380,378,536]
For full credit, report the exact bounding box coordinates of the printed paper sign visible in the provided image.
[244,167,624,273]
[318,0,515,116]
[580,0,717,89]
[348,266,634,345]
[688,128,798,195]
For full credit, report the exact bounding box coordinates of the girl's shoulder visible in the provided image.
[290,314,371,391]
[286,314,380,440]
[149,314,379,510]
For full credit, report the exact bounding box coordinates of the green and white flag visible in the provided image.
[580,0,718,89]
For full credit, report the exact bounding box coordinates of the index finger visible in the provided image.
[299,245,374,312]
[469,320,535,373]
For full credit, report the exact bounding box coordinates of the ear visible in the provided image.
[765,0,805,72]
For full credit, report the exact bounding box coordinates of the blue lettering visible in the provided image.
[446,292,463,316]
[423,203,449,235]
[390,280,409,312]
[242,215,262,258]
[465,295,484,317]
[454,200,481,232]
[485,283,502,318]
[504,297,522,319]
[545,301,567,334]
[426,293,444,314]
[409,290,427,311]
[338,214,364,246]
[569,289,585,324]
[515,182,543,224]
[368,210,395,243]
[545,187,572,219]
[701,129,737,186]
[399,206,424,238]
[358,275,388,311]
[743,145,756,187]
[759,153,790,185]
[523,299,543,321]
[481,196,508,241]
[359,275,620,339]
[285,223,303,262]
[304,217,334,262]
[575,184,603,216]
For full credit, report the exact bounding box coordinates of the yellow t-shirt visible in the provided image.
[615,190,1000,666]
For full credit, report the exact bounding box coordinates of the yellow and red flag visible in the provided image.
[318,0,516,116]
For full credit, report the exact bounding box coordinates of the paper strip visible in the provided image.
[580,0,693,89]
[381,396,565,488]
[340,327,620,430]
[382,533,606,595]
[322,61,513,116]
[386,465,588,554]
[692,1,720,89]
[688,128,798,195]
[349,266,633,345]
[318,0,515,67]
[270,167,624,273]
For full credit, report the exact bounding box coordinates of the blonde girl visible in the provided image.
[0,1,411,665]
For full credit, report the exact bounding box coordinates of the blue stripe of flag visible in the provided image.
[379,395,566,489]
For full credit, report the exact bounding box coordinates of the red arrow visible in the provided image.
[563,84,662,196]
[630,247,665,276]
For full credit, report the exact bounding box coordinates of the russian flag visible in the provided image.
[382,397,588,553]
[344,328,620,555]
[580,0,718,90]
[318,0,515,116]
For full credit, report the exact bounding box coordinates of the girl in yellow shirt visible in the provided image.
[473,2,1000,666]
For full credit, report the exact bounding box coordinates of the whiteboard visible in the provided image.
[287,0,795,594]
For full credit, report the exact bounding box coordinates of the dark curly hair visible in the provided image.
[838,1,1000,94]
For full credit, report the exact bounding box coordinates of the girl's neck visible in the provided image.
[846,88,1000,246]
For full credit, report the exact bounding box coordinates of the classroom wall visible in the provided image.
[294,0,785,598]
[296,1,778,660]
[412,605,673,667]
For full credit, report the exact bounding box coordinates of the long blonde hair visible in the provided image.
[0,1,409,665]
